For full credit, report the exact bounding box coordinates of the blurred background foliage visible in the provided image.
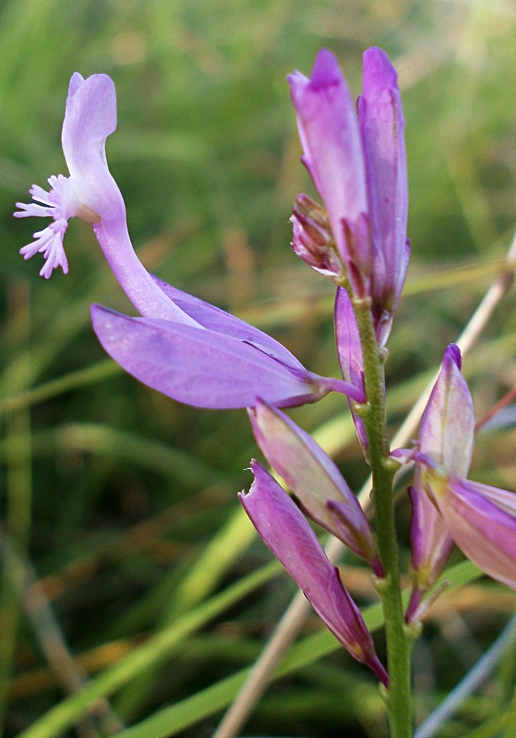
[1,0,516,736]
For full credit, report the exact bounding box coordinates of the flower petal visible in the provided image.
[358,47,409,343]
[62,73,117,180]
[240,461,388,684]
[434,476,516,591]
[151,275,305,371]
[419,344,474,476]
[249,400,381,572]
[406,485,453,622]
[91,304,335,409]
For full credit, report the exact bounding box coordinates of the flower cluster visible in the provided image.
[15,49,516,700]
[289,47,409,346]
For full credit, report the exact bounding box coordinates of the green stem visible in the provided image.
[352,294,413,738]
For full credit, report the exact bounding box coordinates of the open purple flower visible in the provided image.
[16,73,364,411]
[289,47,409,345]
[409,345,516,618]
[240,461,388,685]
[406,345,474,622]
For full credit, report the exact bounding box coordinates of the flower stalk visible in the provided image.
[350,290,413,738]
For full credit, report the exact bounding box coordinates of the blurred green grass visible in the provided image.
[2,0,516,736]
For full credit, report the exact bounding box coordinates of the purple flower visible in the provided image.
[240,460,388,685]
[16,73,364,411]
[406,345,474,622]
[288,48,409,345]
[248,399,381,573]
[409,345,516,617]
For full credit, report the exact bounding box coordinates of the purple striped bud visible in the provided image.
[240,461,388,685]
[249,399,381,574]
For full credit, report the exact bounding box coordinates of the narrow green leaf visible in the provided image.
[103,560,485,738]
[16,560,281,738]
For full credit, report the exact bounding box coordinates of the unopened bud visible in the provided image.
[291,194,343,278]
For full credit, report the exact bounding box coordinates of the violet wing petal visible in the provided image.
[248,400,379,569]
[151,275,304,370]
[288,50,371,293]
[240,461,387,684]
[91,304,329,409]
[334,288,368,450]
[434,476,516,591]
[358,47,409,339]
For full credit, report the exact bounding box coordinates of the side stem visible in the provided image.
[352,295,412,738]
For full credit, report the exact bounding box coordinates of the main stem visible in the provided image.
[352,296,412,738]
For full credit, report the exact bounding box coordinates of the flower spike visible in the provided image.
[240,461,388,685]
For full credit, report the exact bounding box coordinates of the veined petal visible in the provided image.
[419,345,474,476]
[358,47,409,343]
[288,50,371,296]
[151,276,304,371]
[91,305,346,409]
[432,476,516,591]
[240,461,388,684]
[249,400,380,572]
